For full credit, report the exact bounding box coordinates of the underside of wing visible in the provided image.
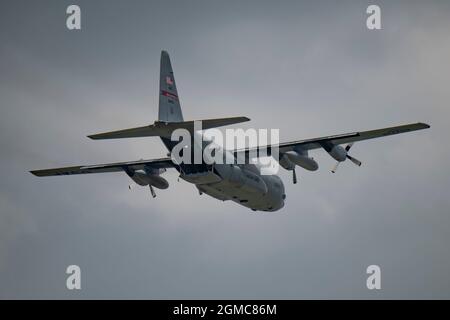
[280,122,431,152]
[233,122,430,157]
[30,157,175,177]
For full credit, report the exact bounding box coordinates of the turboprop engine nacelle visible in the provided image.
[284,151,319,171]
[327,145,347,162]
[129,170,169,189]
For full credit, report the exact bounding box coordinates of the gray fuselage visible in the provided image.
[161,131,285,212]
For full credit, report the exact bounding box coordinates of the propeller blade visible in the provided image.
[293,168,297,184]
[149,185,156,198]
[346,155,362,166]
[331,162,340,173]
[345,143,354,152]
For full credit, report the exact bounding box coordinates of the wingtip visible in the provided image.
[415,122,431,129]
[87,134,102,140]
[29,170,41,177]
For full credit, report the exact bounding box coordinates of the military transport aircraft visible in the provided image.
[30,51,430,212]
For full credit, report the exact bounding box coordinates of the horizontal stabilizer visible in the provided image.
[88,116,250,140]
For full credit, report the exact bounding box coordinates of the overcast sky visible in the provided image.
[1,0,449,299]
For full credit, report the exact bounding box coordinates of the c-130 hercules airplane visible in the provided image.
[31,51,430,212]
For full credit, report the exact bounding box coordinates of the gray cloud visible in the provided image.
[0,0,449,298]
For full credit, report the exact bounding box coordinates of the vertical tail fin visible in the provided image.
[159,51,184,123]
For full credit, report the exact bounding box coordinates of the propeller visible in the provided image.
[292,168,297,184]
[129,183,157,198]
[331,143,362,173]
[331,161,341,174]
[149,185,156,198]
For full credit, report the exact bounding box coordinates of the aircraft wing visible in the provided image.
[30,157,175,177]
[233,122,430,157]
